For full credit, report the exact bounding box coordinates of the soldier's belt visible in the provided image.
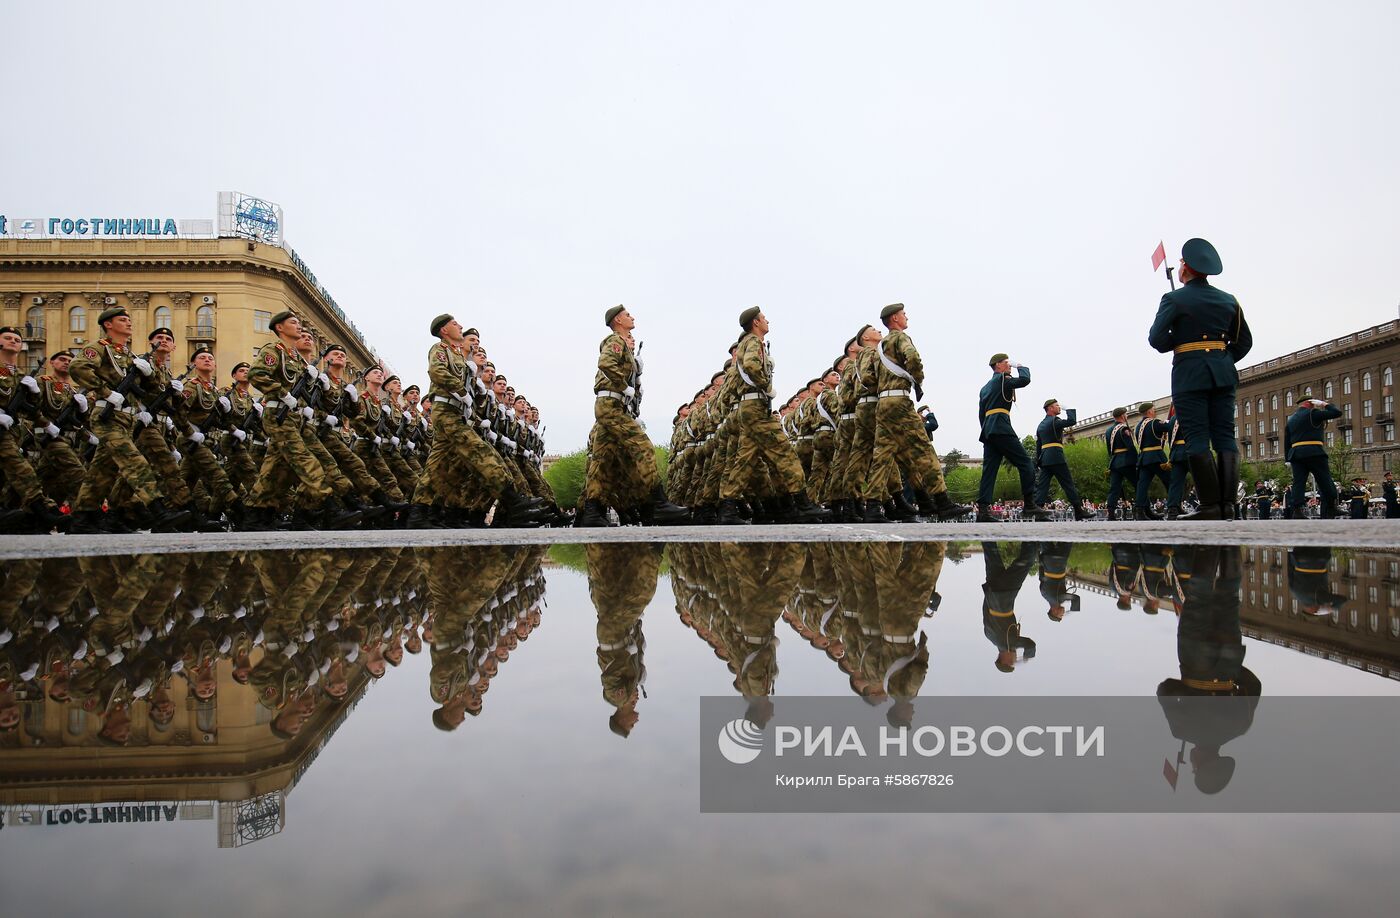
[1173,439,1186,446]
[1113,448,1129,454]
[1291,440,1324,447]
[741,634,768,645]
[596,390,627,401]
[983,408,1011,417]
[1182,677,1236,691]
[1173,340,1226,354]
[798,434,814,441]
[857,395,878,404]
[840,412,856,420]
[877,388,911,399]
[1295,567,1327,574]
[816,424,835,432]
[95,400,135,416]
[882,633,917,644]
[1041,443,1063,449]
[597,640,633,652]
[739,392,768,402]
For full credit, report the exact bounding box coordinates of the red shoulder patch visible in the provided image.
[263,352,277,366]
[434,349,446,362]
[609,341,623,354]
[82,347,98,359]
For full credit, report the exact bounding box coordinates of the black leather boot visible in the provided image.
[145,498,192,533]
[975,504,998,523]
[575,499,609,528]
[1072,502,1092,521]
[646,485,691,526]
[788,491,832,523]
[1022,494,1053,522]
[1218,451,1240,521]
[497,488,548,527]
[1179,454,1222,520]
[405,504,442,530]
[68,509,103,535]
[888,491,919,522]
[862,499,890,524]
[318,496,363,530]
[717,498,749,525]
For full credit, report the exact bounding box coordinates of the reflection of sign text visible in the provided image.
[40,804,179,825]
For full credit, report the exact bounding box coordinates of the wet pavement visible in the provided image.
[3,540,1400,917]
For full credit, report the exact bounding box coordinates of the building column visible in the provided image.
[2,292,19,328]
[44,292,66,345]
[169,292,191,363]
[126,291,151,343]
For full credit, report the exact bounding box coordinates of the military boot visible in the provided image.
[929,489,974,521]
[862,499,890,524]
[790,491,832,523]
[975,504,998,523]
[318,496,363,531]
[1165,503,1182,521]
[717,498,750,526]
[1179,454,1222,521]
[840,499,865,523]
[888,491,919,522]
[645,485,691,526]
[496,487,549,527]
[575,499,608,528]
[692,503,717,525]
[143,498,191,533]
[1022,494,1053,522]
[1073,502,1092,521]
[1218,451,1240,521]
[68,510,103,535]
[406,504,444,530]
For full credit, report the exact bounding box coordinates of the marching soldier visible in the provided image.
[976,354,1052,522]
[845,325,885,522]
[219,362,260,498]
[806,367,842,507]
[1164,407,1192,520]
[1284,397,1341,519]
[1133,401,1171,520]
[33,349,90,510]
[1384,471,1399,519]
[177,346,242,528]
[1104,407,1138,521]
[1252,480,1275,520]
[1148,237,1252,520]
[1037,542,1079,621]
[578,306,689,527]
[1034,398,1088,520]
[1343,478,1370,519]
[0,327,67,531]
[588,543,660,738]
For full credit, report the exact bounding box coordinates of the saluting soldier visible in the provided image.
[1284,397,1341,519]
[1384,472,1398,519]
[976,353,1052,522]
[1033,398,1088,520]
[1133,401,1171,520]
[1104,407,1139,521]
[1148,238,1252,520]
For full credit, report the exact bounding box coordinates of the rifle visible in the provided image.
[275,345,334,423]
[98,350,155,422]
[44,380,90,439]
[4,357,45,420]
[136,363,195,430]
[627,341,644,418]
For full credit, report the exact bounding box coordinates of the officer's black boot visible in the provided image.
[646,485,691,526]
[1218,451,1240,521]
[319,496,363,531]
[1022,494,1054,522]
[789,491,832,523]
[497,487,548,527]
[145,498,191,533]
[888,491,919,522]
[693,503,717,525]
[1179,454,1222,521]
[68,509,103,535]
[1072,501,1092,521]
[862,498,890,524]
[1166,503,1182,521]
[406,504,443,529]
[717,498,749,526]
[975,504,998,523]
[575,499,609,528]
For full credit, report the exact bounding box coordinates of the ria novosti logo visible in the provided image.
[717,718,765,764]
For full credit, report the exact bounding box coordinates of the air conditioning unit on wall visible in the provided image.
[31,296,43,305]
[104,296,117,305]
[202,295,216,305]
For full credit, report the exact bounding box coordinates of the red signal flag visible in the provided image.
[1163,757,1179,790]
[1152,241,1167,272]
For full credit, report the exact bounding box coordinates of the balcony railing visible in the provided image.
[21,324,46,342]
[186,325,216,342]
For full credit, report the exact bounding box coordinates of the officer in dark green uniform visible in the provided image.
[1285,397,1341,518]
[1343,478,1370,519]
[1033,398,1087,519]
[1384,472,1399,519]
[976,354,1051,522]
[1287,547,1345,615]
[1133,402,1171,520]
[1148,238,1253,520]
[1104,407,1138,521]
[1252,480,1275,520]
[981,541,1038,672]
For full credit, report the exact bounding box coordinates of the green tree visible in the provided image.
[1330,440,1357,485]
[542,444,670,511]
[942,448,965,472]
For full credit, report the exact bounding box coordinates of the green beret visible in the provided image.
[231,362,250,376]
[1112,406,1128,418]
[1138,401,1155,415]
[430,314,454,337]
[1182,237,1222,275]
[384,375,400,387]
[880,303,905,321]
[989,352,1009,367]
[268,310,295,331]
[1043,398,1058,410]
[739,306,761,329]
[97,307,129,326]
[604,305,625,327]
[148,327,173,341]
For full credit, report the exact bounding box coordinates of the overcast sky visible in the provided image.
[4,1,1398,453]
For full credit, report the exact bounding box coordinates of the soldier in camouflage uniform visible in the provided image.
[806,367,841,506]
[843,323,886,522]
[176,346,242,527]
[825,340,863,520]
[107,327,196,523]
[576,306,688,527]
[219,361,261,498]
[319,346,402,522]
[588,542,661,738]
[0,328,67,532]
[33,350,90,509]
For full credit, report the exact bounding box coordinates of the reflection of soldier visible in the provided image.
[981,542,1037,672]
[1158,546,1260,794]
[588,543,662,737]
[872,542,941,726]
[422,546,516,731]
[724,543,804,722]
[1108,543,1144,611]
[1287,547,1346,616]
[1037,542,1079,622]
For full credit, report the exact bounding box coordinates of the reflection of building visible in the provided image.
[0,656,370,848]
[1069,547,1400,681]
[1072,317,1399,475]
[1,230,381,378]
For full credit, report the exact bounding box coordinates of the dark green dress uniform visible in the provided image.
[1253,482,1274,520]
[976,365,1037,509]
[1285,402,1341,518]
[1385,478,1399,519]
[1104,419,1138,517]
[1147,241,1253,519]
[1165,414,1191,515]
[981,542,1037,672]
[1343,481,1370,520]
[1287,547,1344,613]
[1037,542,1077,619]
[1033,407,1080,508]
[1133,414,1171,516]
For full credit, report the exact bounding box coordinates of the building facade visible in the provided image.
[1,235,381,382]
[1072,316,1399,476]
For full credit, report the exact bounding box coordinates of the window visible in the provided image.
[253,310,271,332]
[1362,452,1371,469]
[1326,431,1335,447]
[1245,401,1251,416]
[1273,441,1281,456]
[1385,367,1393,388]
[1343,428,1353,445]
[1386,423,1395,442]
[24,305,44,336]
[1325,381,1334,398]
[69,305,86,332]
[1344,403,1353,419]
[1344,376,1353,395]
[1364,399,1373,417]
[1363,427,1374,445]
[1363,371,1372,391]
[1383,394,1393,415]
[154,305,172,329]
[1304,385,1313,397]
[195,305,214,333]
[1246,443,1254,459]
[1286,391,1294,407]
[1271,417,1278,433]
[1257,398,1265,414]
[1257,420,1264,435]
[1271,394,1278,410]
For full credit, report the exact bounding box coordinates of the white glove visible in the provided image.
[0,412,12,430]
[136,410,153,426]
[106,391,125,408]
[324,414,339,427]
[345,384,358,402]
[232,427,247,442]
[171,449,182,462]
[479,419,491,429]
[189,430,205,444]
[44,423,61,438]
[20,375,40,393]
[406,441,415,452]
[280,393,299,409]
[390,436,400,446]
[252,401,264,415]
[169,379,184,394]
[318,373,331,391]
[623,386,636,397]
[132,357,153,377]
[487,431,498,442]
[87,433,99,446]
[304,364,319,379]
[373,436,383,446]
[73,392,89,412]
[164,415,175,430]
[218,395,231,412]
[300,406,314,420]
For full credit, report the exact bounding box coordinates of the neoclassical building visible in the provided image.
[1,236,381,381]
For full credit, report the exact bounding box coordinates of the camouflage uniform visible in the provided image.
[583,333,657,506]
[842,345,880,499]
[421,339,511,502]
[864,328,947,499]
[33,372,88,505]
[721,334,803,500]
[178,375,240,514]
[246,340,332,509]
[69,338,163,511]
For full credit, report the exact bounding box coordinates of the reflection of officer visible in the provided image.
[1037,542,1079,621]
[1108,543,1143,610]
[1288,547,1346,616]
[981,542,1038,672]
[1157,546,1261,794]
[588,543,662,738]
